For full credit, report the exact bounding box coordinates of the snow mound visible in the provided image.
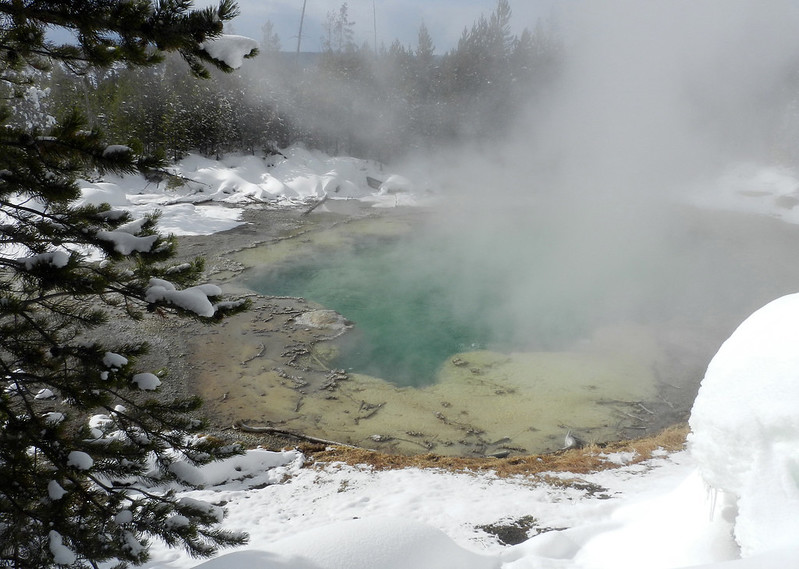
[689,293,799,556]
[378,174,414,194]
[194,517,498,569]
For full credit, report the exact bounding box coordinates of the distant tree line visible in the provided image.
[34,0,563,162]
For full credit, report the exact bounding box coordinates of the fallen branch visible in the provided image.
[638,402,655,415]
[233,420,359,448]
[301,194,329,216]
[241,342,265,365]
[355,401,385,423]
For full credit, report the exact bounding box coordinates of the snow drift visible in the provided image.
[689,293,799,557]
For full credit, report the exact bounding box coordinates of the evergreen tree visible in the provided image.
[0,1,256,567]
[322,3,356,54]
[260,20,282,53]
[416,23,436,67]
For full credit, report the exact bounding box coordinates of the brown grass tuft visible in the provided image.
[299,424,690,477]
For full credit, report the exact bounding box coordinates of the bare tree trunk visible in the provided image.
[296,0,308,58]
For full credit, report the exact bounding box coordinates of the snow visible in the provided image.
[165,515,191,529]
[49,530,77,565]
[34,388,55,400]
[689,164,799,224]
[102,144,132,158]
[178,497,224,523]
[66,450,94,471]
[145,278,221,317]
[199,34,258,69]
[168,449,300,488]
[132,372,161,390]
[103,352,128,369]
[688,293,799,556]
[137,447,739,569]
[48,480,67,500]
[74,146,425,237]
[20,250,69,270]
[43,412,65,425]
[378,174,414,194]
[96,229,158,255]
[115,510,134,524]
[199,517,499,569]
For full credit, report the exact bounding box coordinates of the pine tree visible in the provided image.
[322,3,356,54]
[260,20,282,53]
[0,1,257,567]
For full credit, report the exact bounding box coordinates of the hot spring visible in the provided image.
[246,232,601,388]
[245,199,797,387]
[226,200,799,454]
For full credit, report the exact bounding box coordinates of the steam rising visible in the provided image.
[246,2,799,389]
[539,0,799,190]
[404,1,799,377]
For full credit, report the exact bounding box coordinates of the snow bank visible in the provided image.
[96,229,158,255]
[689,293,799,556]
[378,174,413,194]
[75,146,424,237]
[194,517,498,569]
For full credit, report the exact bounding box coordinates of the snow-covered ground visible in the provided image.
[69,149,798,569]
[76,146,427,237]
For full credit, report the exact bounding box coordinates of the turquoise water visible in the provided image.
[245,227,604,387]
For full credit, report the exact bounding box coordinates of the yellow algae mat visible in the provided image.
[194,310,661,456]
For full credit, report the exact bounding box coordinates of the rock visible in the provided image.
[293,309,352,332]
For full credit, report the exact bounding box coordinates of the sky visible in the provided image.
[203,0,559,53]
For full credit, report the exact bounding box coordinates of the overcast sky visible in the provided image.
[206,0,559,53]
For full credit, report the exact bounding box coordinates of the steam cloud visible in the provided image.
[405,0,799,381]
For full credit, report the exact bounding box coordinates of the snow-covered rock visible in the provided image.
[132,372,161,391]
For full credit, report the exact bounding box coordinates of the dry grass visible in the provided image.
[299,424,689,478]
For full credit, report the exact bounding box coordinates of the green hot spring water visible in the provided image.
[245,224,644,387]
